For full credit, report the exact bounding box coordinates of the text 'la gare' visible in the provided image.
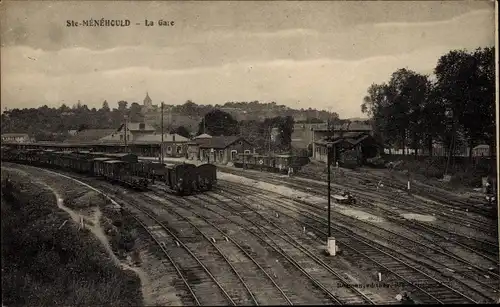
[145,19,175,26]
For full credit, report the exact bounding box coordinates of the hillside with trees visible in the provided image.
[1,99,337,142]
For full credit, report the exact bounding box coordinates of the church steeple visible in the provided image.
[144,92,152,107]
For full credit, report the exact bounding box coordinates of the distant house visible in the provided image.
[64,129,116,144]
[1,133,31,143]
[187,135,255,163]
[472,145,490,157]
[291,122,328,149]
[100,122,155,144]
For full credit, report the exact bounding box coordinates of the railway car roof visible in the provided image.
[105,153,134,157]
[93,157,113,161]
[103,160,125,164]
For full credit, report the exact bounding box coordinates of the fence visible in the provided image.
[383,147,492,158]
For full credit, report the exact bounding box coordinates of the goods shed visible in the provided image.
[313,132,379,166]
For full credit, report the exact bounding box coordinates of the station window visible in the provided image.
[244,150,251,154]
[231,150,237,161]
[176,146,182,154]
[167,146,172,153]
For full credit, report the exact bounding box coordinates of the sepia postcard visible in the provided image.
[1,1,498,305]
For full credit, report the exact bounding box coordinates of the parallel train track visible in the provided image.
[221,182,500,291]
[149,185,380,305]
[220,168,498,256]
[215,182,497,304]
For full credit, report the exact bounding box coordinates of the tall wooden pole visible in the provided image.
[269,127,272,154]
[161,102,164,164]
[327,143,332,239]
[124,115,128,153]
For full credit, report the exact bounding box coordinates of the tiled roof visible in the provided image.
[314,132,372,146]
[473,144,489,150]
[194,136,252,149]
[64,129,116,144]
[118,122,155,132]
[133,133,189,144]
[1,133,30,138]
[313,123,372,132]
[195,133,212,139]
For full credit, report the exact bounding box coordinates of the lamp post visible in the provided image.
[327,143,332,239]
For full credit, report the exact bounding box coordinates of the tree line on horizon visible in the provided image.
[361,47,495,159]
[1,100,309,151]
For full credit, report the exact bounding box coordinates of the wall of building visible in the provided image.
[161,142,188,158]
[187,145,200,160]
[1,136,30,143]
[313,144,329,163]
[199,140,255,164]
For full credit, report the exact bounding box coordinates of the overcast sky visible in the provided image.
[1,1,496,118]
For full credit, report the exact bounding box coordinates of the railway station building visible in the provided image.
[187,134,256,164]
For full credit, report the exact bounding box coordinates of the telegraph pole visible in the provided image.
[268,126,272,154]
[326,110,335,240]
[124,115,128,153]
[327,143,332,238]
[161,102,164,164]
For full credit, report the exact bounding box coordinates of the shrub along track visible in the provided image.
[214,181,497,304]
[219,168,498,261]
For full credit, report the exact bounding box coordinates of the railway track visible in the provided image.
[177,191,381,305]
[143,191,295,306]
[229,165,494,222]
[216,182,497,304]
[231,167,496,235]
[226,183,500,298]
[114,193,256,306]
[220,169,499,256]
[312,167,495,218]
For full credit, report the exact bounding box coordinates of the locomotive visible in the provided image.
[1,147,216,196]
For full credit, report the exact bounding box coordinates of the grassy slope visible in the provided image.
[1,170,143,306]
